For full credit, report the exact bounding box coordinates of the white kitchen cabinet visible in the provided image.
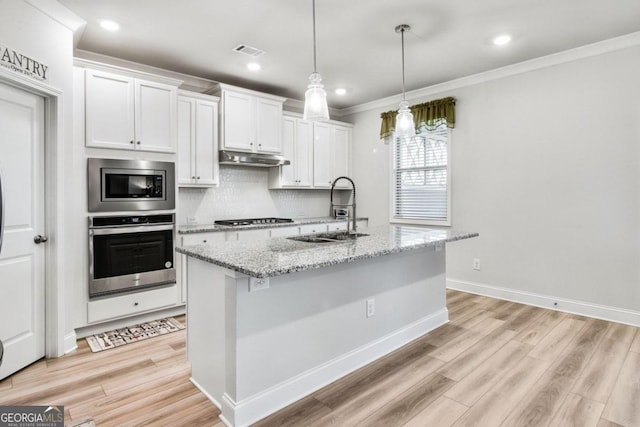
[270,226,301,238]
[87,284,179,324]
[181,232,227,246]
[85,68,178,153]
[217,84,285,154]
[269,114,313,188]
[230,228,272,241]
[312,121,353,189]
[331,124,352,188]
[299,223,328,235]
[327,222,348,232]
[313,122,333,188]
[177,92,220,187]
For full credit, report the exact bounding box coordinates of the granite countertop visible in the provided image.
[178,216,368,234]
[177,224,478,278]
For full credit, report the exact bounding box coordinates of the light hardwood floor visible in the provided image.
[1,291,640,426]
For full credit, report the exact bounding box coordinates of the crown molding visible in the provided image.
[339,31,640,116]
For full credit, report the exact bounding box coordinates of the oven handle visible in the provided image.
[89,224,174,235]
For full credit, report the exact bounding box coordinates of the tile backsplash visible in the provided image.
[177,165,349,225]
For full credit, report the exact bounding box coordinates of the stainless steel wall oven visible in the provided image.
[88,158,175,212]
[89,214,176,297]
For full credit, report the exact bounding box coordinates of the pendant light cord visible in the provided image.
[401,27,406,101]
[312,0,318,73]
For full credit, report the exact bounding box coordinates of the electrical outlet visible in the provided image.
[366,299,375,318]
[249,277,269,292]
[473,258,481,270]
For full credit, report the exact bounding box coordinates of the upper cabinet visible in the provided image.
[83,67,180,153]
[215,84,286,154]
[270,113,353,190]
[313,121,353,189]
[177,91,220,187]
[269,114,313,188]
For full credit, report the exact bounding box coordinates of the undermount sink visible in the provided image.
[288,231,369,244]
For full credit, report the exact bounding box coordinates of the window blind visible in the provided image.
[393,123,449,221]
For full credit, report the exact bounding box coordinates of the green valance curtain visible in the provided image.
[380,96,456,139]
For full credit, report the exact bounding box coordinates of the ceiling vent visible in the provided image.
[233,44,265,57]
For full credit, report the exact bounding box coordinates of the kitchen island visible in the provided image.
[177,225,478,426]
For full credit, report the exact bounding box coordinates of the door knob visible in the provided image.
[34,235,48,244]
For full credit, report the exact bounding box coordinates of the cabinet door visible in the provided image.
[235,229,271,241]
[270,226,300,238]
[255,98,282,153]
[222,91,254,151]
[177,97,195,185]
[194,100,219,185]
[313,122,332,188]
[135,79,177,153]
[85,69,135,150]
[296,120,314,187]
[280,116,297,186]
[332,125,352,188]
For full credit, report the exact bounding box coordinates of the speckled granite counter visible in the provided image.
[177,224,478,278]
[177,216,368,234]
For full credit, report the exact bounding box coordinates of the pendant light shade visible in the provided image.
[395,24,415,138]
[304,72,329,121]
[303,0,329,121]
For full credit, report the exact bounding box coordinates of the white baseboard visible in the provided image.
[213,309,448,427]
[64,331,78,355]
[447,278,640,327]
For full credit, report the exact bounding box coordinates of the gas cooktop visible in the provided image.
[214,217,294,227]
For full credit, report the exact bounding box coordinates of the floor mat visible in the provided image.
[85,317,185,352]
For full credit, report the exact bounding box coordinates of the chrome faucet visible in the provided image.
[330,176,356,234]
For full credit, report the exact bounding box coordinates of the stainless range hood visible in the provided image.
[219,150,290,167]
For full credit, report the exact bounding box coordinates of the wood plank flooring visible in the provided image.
[1,291,639,426]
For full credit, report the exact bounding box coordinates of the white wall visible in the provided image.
[347,39,640,319]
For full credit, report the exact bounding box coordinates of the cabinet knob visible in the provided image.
[130,140,134,144]
[134,302,139,306]
[192,176,196,179]
[136,141,141,145]
[250,142,254,146]
[197,176,200,179]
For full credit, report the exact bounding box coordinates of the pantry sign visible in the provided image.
[0,44,48,81]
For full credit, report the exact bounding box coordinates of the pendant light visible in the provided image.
[303,0,329,121]
[395,24,415,138]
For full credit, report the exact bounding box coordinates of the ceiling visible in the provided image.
[59,0,640,110]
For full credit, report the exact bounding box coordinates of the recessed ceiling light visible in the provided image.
[492,34,512,46]
[247,62,261,71]
[335,88,347,96]
[99,19,120,31]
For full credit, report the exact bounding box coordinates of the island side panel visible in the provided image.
[186,257,228,409]
[233,246,447,415]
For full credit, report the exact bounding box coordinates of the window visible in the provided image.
[392,122,450,225]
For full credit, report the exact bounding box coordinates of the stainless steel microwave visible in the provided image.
[88,158,175,212]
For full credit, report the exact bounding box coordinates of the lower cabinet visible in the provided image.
[87,285,179,324]
[269,226,301,238]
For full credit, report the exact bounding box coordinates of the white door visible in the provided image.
[0,81,46,380]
